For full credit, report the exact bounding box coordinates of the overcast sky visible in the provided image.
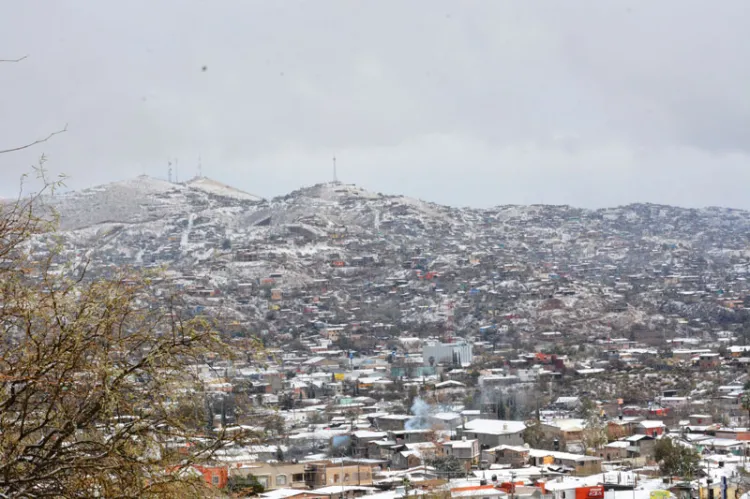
[1,1,748,209]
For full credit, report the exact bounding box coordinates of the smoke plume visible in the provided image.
[405,398,431,430]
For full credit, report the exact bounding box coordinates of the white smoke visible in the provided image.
[405,398,431,430]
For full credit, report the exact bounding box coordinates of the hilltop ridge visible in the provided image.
[46,175,264,231]
[25,174,750,347]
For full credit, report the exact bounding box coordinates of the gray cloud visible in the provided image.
[0,0,748,208]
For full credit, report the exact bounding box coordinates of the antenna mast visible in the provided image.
[333,156,338,184]
[174,158,179,183]
[168,160,173,183]
[198,154,203,178]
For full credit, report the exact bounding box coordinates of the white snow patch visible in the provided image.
[181,213,197,250]
[187,177,263,202]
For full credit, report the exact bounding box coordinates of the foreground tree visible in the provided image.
[0,56,261,497]
[654,438,701,479]
[741,392,750,426]
[0,173,250,496]
[521,419,545,448]
[582,414,608,453]
[424,455,465,478]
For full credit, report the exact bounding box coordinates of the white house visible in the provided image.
[456,419,526,448]
[423,341,473,366]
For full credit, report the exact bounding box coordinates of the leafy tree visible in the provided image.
[425,455,465,478]
[0,170,257,496]
[308,411,327,425]
[654,438,701,479]
[742,393,750,426]
[579,397,597,419]
[227,474,265,495]
[402,477,412,497]
[263,413,286,436]
[718,344,728,358]
[522,419,545,448]
[497,397,507,419]
[463,392,475,409]
[279,393,295,411]
[582,414,608,452]
[508,399,519,421]
[658,346,674,359]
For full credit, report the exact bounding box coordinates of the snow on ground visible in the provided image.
[49,176,190,230]
[74,175,181,197]
[331,183,382,199]
[194,247,215,261]
[269,242,338,257]
[186,177,263,201]
[396,196,454,223]
[181,213,196,250]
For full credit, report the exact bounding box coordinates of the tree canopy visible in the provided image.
[0,175,248,494]
[654,438,701,479]
[522,419,545,448]
[424,455,465,478]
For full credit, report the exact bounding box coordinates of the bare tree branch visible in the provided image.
[0,55,28,63]
[0,55,68,156]
[0,124,68,154]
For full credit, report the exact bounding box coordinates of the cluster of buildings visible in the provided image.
[179,324,750,498]
[45,179,750,497]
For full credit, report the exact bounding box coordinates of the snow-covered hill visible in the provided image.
[30,176,750,344]
[186,176,263,202]
[47,175,263,231]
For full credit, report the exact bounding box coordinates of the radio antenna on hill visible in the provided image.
[198,154,203,178]
[332,156,339,184]
[168,160,173,183]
